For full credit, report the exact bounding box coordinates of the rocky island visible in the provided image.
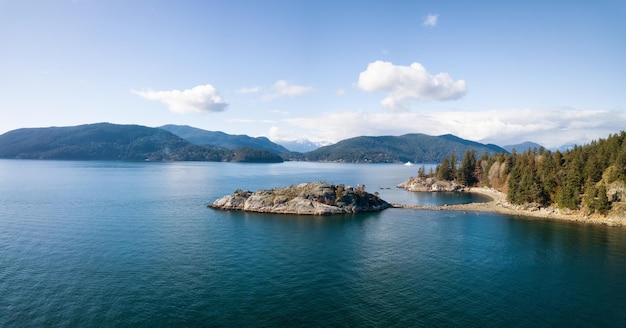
[210,182,391,215]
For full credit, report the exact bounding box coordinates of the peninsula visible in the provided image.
[210,182,391,215]
[397,165,626,227]
[395,182,626,226]
[393,132,626,227]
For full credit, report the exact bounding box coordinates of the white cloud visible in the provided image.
[132,84,227,113]
[336,88,346,96]
[423,14,438,27]
[356,61,466,111]
[284,108,626,149]
[263,80,314,101]
[237,86,262,94]
[272,109,290,115]
[268,126,293,141]
[227,118,276,124]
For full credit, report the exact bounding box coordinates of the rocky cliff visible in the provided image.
[210,182,391,215]
[397,176,466,192]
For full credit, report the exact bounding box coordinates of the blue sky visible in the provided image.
[1,0,624,148]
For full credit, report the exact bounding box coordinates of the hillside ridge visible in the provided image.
[0,123,283,163]
[300,133,508,163]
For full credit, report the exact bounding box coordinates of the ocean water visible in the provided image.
[1,160,625,327]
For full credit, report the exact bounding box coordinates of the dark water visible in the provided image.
[1,160,625,327]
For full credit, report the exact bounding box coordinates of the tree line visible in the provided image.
[427,131,626,214]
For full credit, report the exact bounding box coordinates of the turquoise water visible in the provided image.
[1,160,625,327]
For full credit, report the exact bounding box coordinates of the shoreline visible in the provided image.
[394,187,626,227]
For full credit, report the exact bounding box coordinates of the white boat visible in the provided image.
[404,161,413,166]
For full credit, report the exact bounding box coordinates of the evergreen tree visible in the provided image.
[538,151,558,204]
[596,183,611,214]
[557,180,579,210]
[457,150,477,186]
[449,153,457,171]
[417,165,426,178]
[584,149,602,183]
[558,154,582,210]
[436,158,453,181]
[507,161,522,204]
[616,138,626,181]
[523,152,543,203]
[447,153,457,180]
[583,179,598,212]
[503,151,514,176]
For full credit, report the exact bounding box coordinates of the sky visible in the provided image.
[1,0,625,149]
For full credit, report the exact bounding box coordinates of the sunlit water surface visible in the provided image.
[1,160,625,326]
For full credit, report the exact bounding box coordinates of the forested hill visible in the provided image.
[432,131,626,216]
[0,123,283,163]
[500,132,626,213]
[301,133,508,163]
[159,124,289,154]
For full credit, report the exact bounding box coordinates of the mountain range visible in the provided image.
[0,122,514,163]
[160,124,326,153]
[0,123,283,162]
[275,139,325,153]
[297,133,507,163]
[159,124,290,154]
[503,141,546,153]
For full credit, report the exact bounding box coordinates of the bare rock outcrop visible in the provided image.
[210,182,391,215]
[607,180,626,202]
[397,176,466,192]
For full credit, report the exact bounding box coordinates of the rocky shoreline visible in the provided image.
[210,182,391,215]
[210,178,626,226]
[397,178,626,227]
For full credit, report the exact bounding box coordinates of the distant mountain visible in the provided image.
[0,123,283,163]
[159,124,289,154]
[303,133,508,163]
[503,141,546,153]
[277,139,323,152]
[556,143,576,152]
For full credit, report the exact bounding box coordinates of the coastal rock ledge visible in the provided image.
[397,176,466,192]
[210,182,391,215]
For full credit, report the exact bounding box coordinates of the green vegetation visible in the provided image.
[159,124,289,154]
[432,132,626,214]
[303,133,506,163]
[229,147,283,163]
[0,123,508,164]
[457,149,478,186]
[0,123,283,163]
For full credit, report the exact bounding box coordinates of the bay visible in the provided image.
[1,160,625,327]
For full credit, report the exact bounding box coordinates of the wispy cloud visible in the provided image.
[356,61,466,111]
[284,108,625,148]
[227,118,276,124]
[422,14,438,27]
[131,84,227,113]
[272,109,290,115]
[263,80,314,101]
[237,86,262,94]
